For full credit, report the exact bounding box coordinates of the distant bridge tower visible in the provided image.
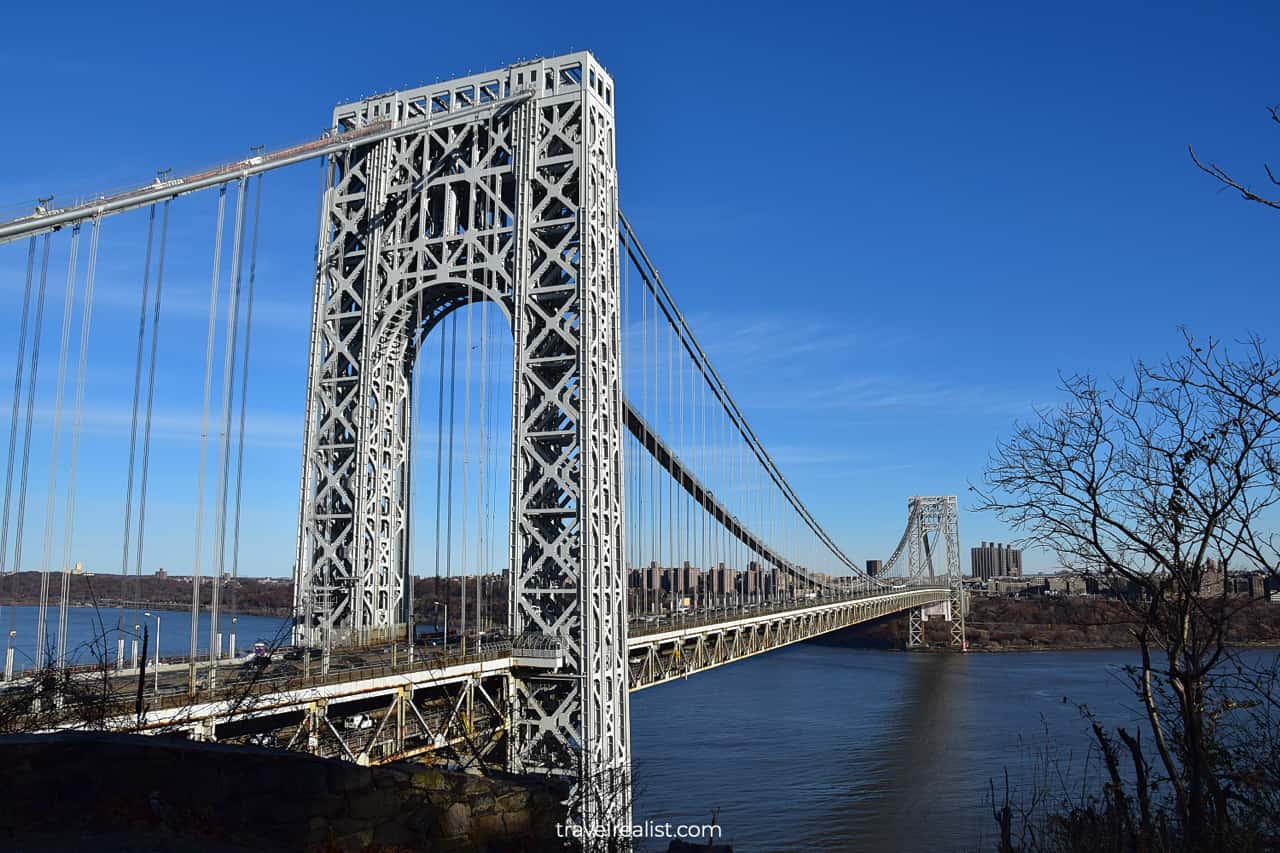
[903,496,966,648]
[293,52,629,827]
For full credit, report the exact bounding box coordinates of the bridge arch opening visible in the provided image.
[395,286,514,649]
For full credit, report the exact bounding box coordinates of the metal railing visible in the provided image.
[141,641,513,712]
[6,642,515,722]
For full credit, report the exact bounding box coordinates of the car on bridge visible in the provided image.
[341,714,374,731]
[241,643,271,667]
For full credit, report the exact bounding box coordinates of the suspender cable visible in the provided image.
[407,250,425,657]
[486,312,500,634]
[678,315,688,603]
[460,288,474,654]
[475,301,487,640]
[190,185,229,691]
[296,155,329,656]
[0,239,37,536]
[229,176,264,656]
[621,235,630,610]
[9,235,51,670]
[35,224,82,675]
[210,178,249,681]
[485,309,494,635]
[670,312,680,612]
[118,205,156,645]
[638,244,648,614]
[482,177,499,637]
[703,362,713,604]
[444,313,458,646]
[480,312,492,634]
[650,287,660,611]
[433,314,446,635]
[0,239,38,649]
[133,201,169,646]
[55,216,102,671]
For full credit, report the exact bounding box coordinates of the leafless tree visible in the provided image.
[973,338,1280,851]
[1156,331,1280,573]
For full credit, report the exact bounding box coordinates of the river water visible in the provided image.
[0,604,289,667]
[630,642,1277,852]
[5,605,1274,852]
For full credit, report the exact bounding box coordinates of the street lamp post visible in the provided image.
[144,612,160,692]
[4,629,14,681]
[440,601,449,654]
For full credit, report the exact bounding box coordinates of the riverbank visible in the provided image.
[831,595,1280,651]
[1,572,294,617]
[0,572,510,625]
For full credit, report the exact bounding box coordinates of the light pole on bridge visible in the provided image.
[144,612,159,693]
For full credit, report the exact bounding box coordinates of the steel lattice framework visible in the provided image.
[903,495,966,647]
[293,52,629,824]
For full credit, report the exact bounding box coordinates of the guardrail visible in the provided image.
[140,641,515,713]
[5,642,515,723]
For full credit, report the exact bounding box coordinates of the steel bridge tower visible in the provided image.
[903,496,966,648]
[293,52,629,825]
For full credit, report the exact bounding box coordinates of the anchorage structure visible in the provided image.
[293,53,629,821]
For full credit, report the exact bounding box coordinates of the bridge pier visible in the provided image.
[907,607,924,648]
[906,597,968,649]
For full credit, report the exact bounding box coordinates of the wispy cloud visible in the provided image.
[775,375,1037,417]
[0,399,304,450]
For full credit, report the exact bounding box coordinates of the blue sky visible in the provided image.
[0,1,1277,578]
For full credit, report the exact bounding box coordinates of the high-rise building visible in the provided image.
[866,559,883,578]
[970,541,1022,580]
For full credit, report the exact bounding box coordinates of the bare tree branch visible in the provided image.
[1188,103,1280,211]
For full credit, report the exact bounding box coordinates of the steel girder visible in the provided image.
[626,588,949,690]
[189,674,512,770]
[293,52,629,826]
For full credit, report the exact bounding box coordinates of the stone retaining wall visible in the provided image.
[0,732,567,852]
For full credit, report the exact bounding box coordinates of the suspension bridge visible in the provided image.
[0,52,965,840]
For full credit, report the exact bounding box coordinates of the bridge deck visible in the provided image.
[9,586,950,767]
